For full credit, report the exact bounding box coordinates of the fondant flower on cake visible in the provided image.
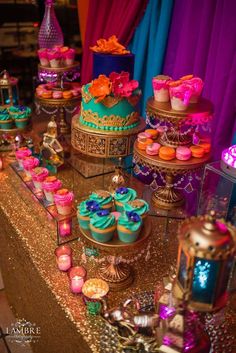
[109,71,138,97]
[90,35,130,55]
[88,75,112,102]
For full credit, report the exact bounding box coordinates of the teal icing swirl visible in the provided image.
[89,192,112,206]
[77,200,93,217]
[123,199,149,216]
[114,188,137,203]
[90,212,115,230]
[118,212,142,232]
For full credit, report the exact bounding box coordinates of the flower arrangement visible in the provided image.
[88,71,139,103]
[90,35,130,55]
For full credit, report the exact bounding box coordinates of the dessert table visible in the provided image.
[0,119,236,353]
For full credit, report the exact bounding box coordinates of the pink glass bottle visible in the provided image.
[38,0,64,49]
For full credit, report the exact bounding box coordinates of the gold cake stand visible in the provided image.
[71,115,146,158]
[146,97,213,147]
[133,141,210,209]
[35,95,80,135]
[79,217,152,291]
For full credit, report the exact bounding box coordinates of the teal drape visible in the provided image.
[129,0,173,116]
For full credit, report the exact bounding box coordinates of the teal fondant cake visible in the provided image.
[79,74,141,131]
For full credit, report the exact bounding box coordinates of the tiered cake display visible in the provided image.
[71,36,145,158]
[133,74,213,209]
[35,46,81,134]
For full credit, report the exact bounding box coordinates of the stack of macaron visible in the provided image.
[136,131,211,161]
[38,46,76,68]
[15,147,74,214]
[77,188,149,243]
[36,82,81,100]
[152,74,204,111]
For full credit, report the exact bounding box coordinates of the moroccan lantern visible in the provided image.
[0,70,19,106]
[174,211,236,312]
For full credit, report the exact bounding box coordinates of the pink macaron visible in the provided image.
[146,143,161,156]
[52,91,63,99]
[176,146,192,161]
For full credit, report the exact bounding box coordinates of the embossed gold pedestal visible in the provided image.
[134,141,210,210]
[71,115,146,158]
[79,218,151,290]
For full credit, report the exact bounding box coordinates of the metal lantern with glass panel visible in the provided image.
[174,211,236,312]
[0,70,19,106]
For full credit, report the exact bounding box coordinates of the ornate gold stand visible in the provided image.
[133,141,210,210]
[35,95,80,135]
[71,115,146,158]
[79,218,152,290]
[146,97,213,148]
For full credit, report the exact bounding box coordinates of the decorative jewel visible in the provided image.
[86,301,102,316]
[97,209,109,217]
[116,187,128,195]
[126,211,141,223]
[86,200,100,212]
[84,247,99,257]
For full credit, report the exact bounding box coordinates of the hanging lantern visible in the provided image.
[174,211,236,312]
[0,70,19,106]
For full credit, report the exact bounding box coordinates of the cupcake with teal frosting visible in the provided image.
[0,108,13,129]
[90,210,116,243]
[8,105,31,129]
[77,199,100,230]
[117,211,142,243]
[123,199,149,219]
[114,187,137,212]
[89,190,113,211]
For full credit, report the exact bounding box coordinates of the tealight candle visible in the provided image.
[55,245,72,272]
[68,266,87,294]
[59,219,72,237]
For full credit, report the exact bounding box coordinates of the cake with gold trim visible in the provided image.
[79,72,141,131]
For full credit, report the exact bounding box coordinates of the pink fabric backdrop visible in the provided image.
[163,0,236,159]
[81,0,148,84]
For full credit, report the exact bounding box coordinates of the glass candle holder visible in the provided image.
[68,266,87,294]
[55,245,72,271]
[58,219,72,237]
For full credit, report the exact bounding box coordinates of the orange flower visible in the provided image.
[88,75,112,102]
[90,35,130,55]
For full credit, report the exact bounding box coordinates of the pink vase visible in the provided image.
[38,0,64,49]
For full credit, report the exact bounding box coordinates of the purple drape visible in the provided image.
[163,0,236,160]
[81,0,148,85]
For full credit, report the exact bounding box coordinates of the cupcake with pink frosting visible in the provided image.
[152,75,172,102]
[31,167,49,190]
[42,176,62,202]
[48,50,62,68]
[38,48,49,67]
[15,147,32,169]
[64,48,75,66]
[22,156,39,178]
[180,75,204,103]
[54,189,74,215]
[169,83,193,111]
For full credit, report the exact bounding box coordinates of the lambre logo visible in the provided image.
[5,319,41,346]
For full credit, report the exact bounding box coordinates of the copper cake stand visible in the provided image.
[133,141,210,209]
[79,217,152,291]
[71,115,146,158]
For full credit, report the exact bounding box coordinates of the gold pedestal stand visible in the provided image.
[146,97,213,148]
[134,141,210,210]
[71,115,146,158]
[79,218,152,290]
[35,95,80,135]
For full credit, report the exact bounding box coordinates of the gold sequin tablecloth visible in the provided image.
[0,163,180,353]
[1,161,236,353]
